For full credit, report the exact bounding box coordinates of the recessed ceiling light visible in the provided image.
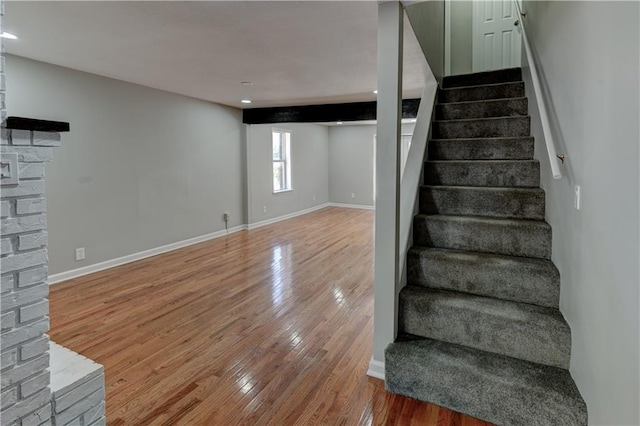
[241,81,253,86]
[1,32,17,40]
[373,90,378,94]
[241,99,252,104]
[336,121,343,125]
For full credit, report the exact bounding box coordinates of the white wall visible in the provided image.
[522,2,639,424]
[328,123,415,207]
[329,125,376,207]
[405,0,445,82]
[6,55,244,275]
[246,123,329,224]
[449,0,473,76]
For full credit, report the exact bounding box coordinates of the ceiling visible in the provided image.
[5,1,427,109]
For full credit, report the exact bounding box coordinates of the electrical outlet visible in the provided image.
[351,193,355,199]
[263,205,267,214]
[75,247,85,261]
[312,195,316,201]
[574,185,581,210]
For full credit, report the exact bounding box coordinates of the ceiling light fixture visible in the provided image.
[1,32,17,40]
[373,90,378,94]
[240,81,253,86]
[241,99,252,104]
[336,121,343,125]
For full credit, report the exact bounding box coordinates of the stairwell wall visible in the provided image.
[522,1,639,424]
[448,1,473,76]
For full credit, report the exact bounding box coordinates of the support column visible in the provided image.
[369,1,403,379]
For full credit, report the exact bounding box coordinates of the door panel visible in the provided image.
[473,0,522,72]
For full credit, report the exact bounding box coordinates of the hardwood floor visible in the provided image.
[49,207,492,426]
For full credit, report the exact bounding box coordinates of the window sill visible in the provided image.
[273,189,293,194]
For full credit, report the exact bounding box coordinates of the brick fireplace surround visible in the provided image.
[1,118,107,426]
[0,5,106,423]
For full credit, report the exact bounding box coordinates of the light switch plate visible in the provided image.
[1,153,19,186]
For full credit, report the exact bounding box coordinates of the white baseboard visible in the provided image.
[367,358,385,381]
[48,225,247,285]
[328,202,375,210]
[49,203,334,285]
[247,203,329,230]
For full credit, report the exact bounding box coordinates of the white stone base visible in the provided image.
[49,342,105,426]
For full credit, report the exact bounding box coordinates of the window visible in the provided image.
[272,129,292,193]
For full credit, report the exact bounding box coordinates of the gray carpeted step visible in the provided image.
[385,337,587,426]
[442,68,523,88]
[407,247,560,308]
[424,160,540,188]
[387,68,585,423]
[399,286,570,368]
[428,137,534,160]
[432,116,530,139]
[435,98,528,120]
[414,214,552,259]
[420,185,545,220]
[438,82,524,103]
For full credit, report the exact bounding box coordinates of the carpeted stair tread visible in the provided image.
[428,137,534,160]
[432,116,530,139]
[424,160,540,188]
[407,247,560,308]
[420,185,545,220]
[442,68,523,88]
[438,82,525,103]
[398,286,570,368]
[387,68,586,421]
[436,97,528,120]
[385,337,588,426]
[413,214,552,259]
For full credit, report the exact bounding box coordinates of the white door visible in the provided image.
[472,0,522,72]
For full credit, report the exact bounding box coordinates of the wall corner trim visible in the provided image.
[367,357,386,381]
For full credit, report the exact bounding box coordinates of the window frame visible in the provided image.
[272,128,293,194]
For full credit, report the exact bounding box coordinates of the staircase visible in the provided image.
[385,68,587,425]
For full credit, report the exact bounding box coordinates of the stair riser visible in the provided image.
[414,216,552,259]
[439,82,524,103]
[399,287,570,368]
[407,249,560,308]
[432,117,530,139]
[428,138,534,160]
[436,98,528,120]
[420,186,545,220]
[442,68,523,88]
[424,161,540,188]
[385,339,588,426]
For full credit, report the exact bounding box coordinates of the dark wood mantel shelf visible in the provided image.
[3,116,70,133]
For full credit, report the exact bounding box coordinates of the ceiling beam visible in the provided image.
[242,98,420,125]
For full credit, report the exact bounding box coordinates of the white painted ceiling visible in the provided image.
[5,1,427,109]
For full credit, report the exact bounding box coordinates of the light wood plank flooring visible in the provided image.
[49,207,492,425]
